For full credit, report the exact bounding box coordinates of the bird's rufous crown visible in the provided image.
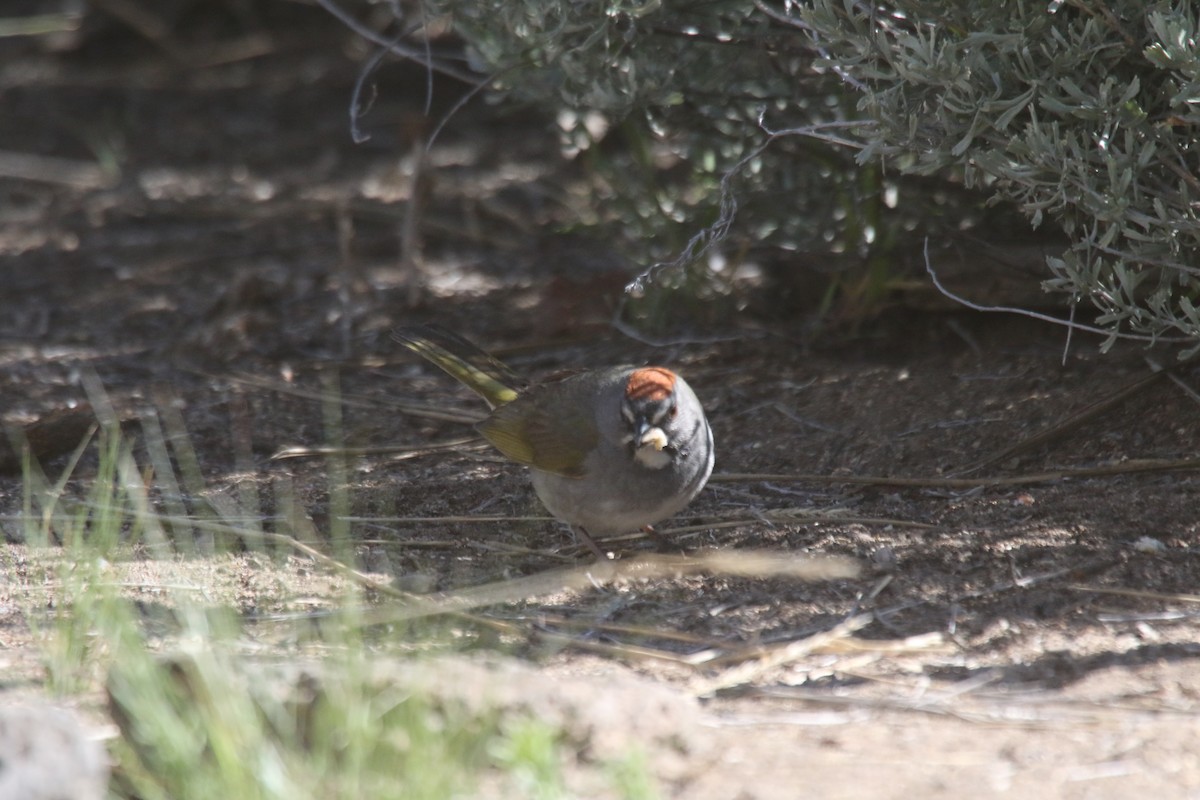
[625,367,677,402]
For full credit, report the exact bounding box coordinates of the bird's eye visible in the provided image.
[649,403,674,425]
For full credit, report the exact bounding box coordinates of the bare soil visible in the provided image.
[3,7,1200,798]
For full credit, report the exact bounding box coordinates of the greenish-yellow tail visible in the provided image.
[392,324,522,409]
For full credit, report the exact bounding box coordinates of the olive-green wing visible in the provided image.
[475,382,597,478]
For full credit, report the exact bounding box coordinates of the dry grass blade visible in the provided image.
[691,630,952,698]
[753,670,1200,726]
[0,12,82,37]
[357,549,860,626]
[0,150,112,188]
[346,514,553,524]
[758,507,935,529]
[680,549,860,581]
[452,609,714,665]
[271,436,482,461]
[164,494,861,628]
[750,673,1012,723]
[521,628,703,665]
[595,516,930,551]
[689,615,873,696]
[1067,584,1200,605]
[214,370,483,423]
[152,512,414,600]
[834,631,951,656]
[531,613,725,646]
[716,458,1200,488]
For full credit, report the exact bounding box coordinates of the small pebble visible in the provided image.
[0,703,109,800]
[1132,536,1166,553]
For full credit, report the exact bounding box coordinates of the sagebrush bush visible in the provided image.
[407,0,1200,345]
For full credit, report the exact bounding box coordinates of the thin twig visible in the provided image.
[1153,359,1200,408]
[350,33,402,144]
[315,0,479,83]
[619,115,870,323]
[924,238,1194,344]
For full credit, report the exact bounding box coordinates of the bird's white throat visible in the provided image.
[634,427,672,469]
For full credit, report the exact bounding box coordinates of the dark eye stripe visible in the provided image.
[649,402,675,425]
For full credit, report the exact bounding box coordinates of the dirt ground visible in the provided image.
[3,5,1200,798]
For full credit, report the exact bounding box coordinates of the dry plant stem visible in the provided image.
[924,240,1195,344]
[315,0,480,83]
[527,628,702,666]
[87,0,179,54]
[531,613,726,646]
[521,614,940,674]
[204,370,387,408]
[348,550,859,626]
[187,34,277,69]
[0,12,80,37]
[961,363,1177,473]
[344,514,553,524]
[1159,365,1200,407]
[213,370,483,423]
[0,150,112,189]
[691,617,949,669]
[399,140,430,306]
[442,612,702,665]
[163,510,859,620]
[91,6,272,68]
[751,679,1017,724]
[347,512,930,534]
[717,458,1200,489]
[1067,584,1200,605]
[758,672,1200,723]
[467,539,579,563]
[271,437,481,461]
[652,516,935,536]
[334,205,358,358]
[689,614,873,697]
[872,556,1122,623]
[140,509,873,670]
[163,515,415,600]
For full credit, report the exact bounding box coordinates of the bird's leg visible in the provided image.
[642,524,680,552]
[570,525,611,560]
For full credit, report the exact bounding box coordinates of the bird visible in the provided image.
[393,324,714,558]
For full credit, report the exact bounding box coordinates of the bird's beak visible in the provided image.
[636,420,669,451]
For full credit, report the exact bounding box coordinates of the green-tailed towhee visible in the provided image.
[394,324,714,557]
